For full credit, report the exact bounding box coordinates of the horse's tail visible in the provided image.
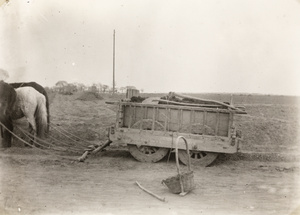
[35,95,48,139]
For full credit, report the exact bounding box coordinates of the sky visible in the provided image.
[0,0,300,95]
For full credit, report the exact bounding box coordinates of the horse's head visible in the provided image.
[0,81,17,120]
[0,80,17,147]
[0,101,7,119]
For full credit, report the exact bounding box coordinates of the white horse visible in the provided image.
[11,87,48,143]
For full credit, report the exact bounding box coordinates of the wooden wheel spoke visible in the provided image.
[199,152,204,158]
[178,149,219,167]
[128,144,169,163]
[138,146,158,155]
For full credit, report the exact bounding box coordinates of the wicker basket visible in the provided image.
[162,136,195,196]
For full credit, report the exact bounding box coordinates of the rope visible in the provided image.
[16,126,83,153]
[16,126,51,148]
[50,122,113,143]
[47,135,86,152]
[0,121,79,161]
[47,130,87,148]
[18,122,109,152]
[1,119,113,162]
[49,123,91,147]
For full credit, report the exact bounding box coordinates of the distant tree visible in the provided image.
[90,84,98,93]
[72,82,86,91]
[108,86,119,94]
[95,82,103,92]
[119,87,126,93]
[54,81,77,94]
[55,81,67,92]
[64,84,76,95]
[44,86,53,93]
[90,83,103,92]
[102,84,109,93]
[55,81,68,88]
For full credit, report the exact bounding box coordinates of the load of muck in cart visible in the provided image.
[107,91,247,167]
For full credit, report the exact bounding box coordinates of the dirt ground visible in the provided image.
[1,92,300,215]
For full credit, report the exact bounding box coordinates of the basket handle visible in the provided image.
[175,136,192,175]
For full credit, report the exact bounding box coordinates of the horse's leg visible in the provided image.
[26,115,37,146]
[1,119,13,147]
[0,125,3,138]
[25,123,34,146]
[28,123,34,134]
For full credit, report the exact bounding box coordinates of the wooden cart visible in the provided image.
[108,92,246,166]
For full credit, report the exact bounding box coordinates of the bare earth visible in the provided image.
[1,92,300,215]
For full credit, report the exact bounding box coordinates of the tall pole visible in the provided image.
[113,30,116,94]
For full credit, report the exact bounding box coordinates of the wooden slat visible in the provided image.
[117,102,246,114]
[128,104,132,129]
[140,106,144,130]
[215,111,220,136]
[112,128,237,153]
[203,111,207,135]
[116,103,121,128]
[190,110,194,133]
[152,107,156,131]
[133,106,136,127]
[168,108,171,132]
[154,99,223,108]
[164,107,168,132]
[227,112,234,137]
[178,108,182,131]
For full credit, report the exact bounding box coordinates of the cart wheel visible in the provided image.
[178,150,218,167]
[128,144,169,163]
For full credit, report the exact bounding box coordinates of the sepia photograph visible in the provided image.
[0,0,299,214]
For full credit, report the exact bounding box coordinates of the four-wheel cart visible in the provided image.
[107,92,246,166]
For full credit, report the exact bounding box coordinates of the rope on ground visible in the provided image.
[49,123,115,161]
[50,123,94,147]
[17,126,83,153]
[0,121,79,161]
[16,126,53,148]
[1,121,113,162]
[47,134,87,152]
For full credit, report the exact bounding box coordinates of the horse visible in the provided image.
[11,87,48,144]
[0,80,17,147]
[10,82,50,133]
